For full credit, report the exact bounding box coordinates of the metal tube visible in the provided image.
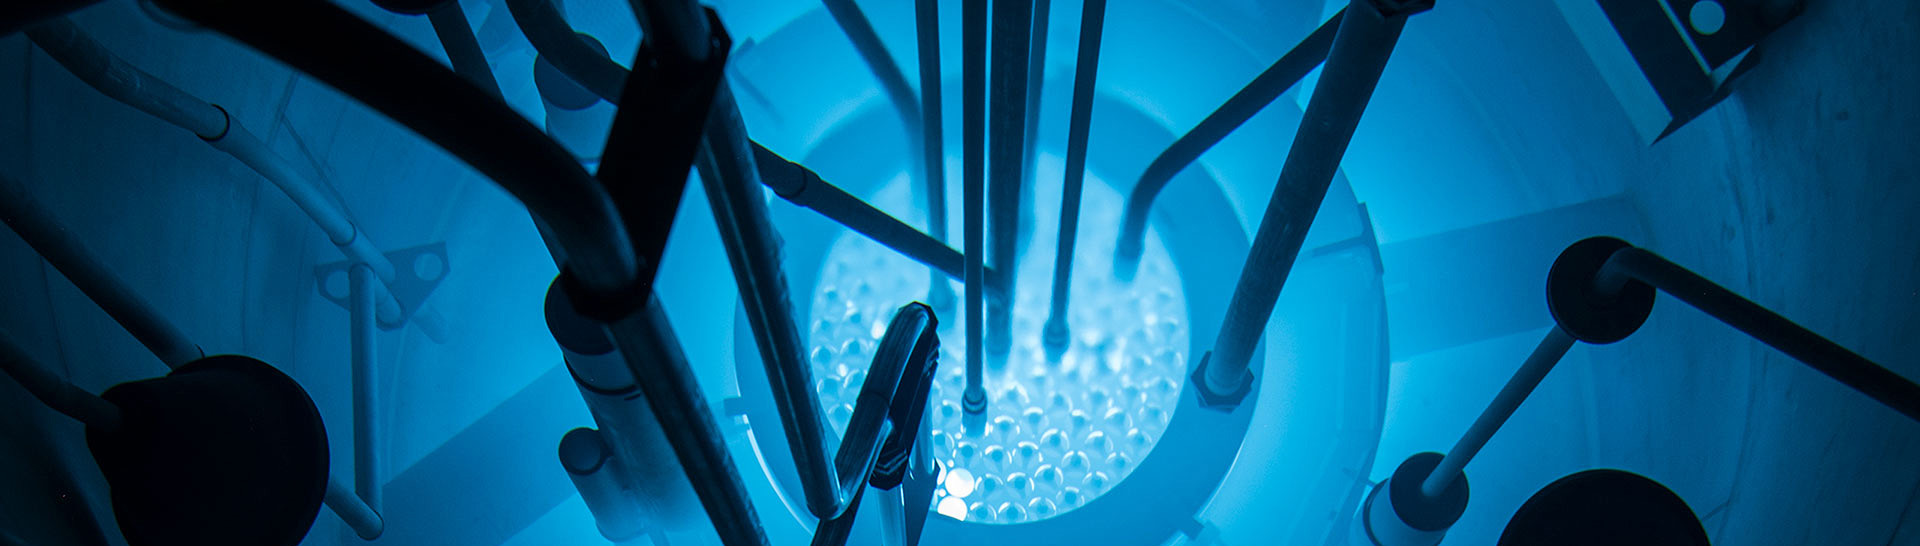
[153,0,638,296]
[1111,9,1343,277]
[915,0,952,310]
[961,0,989,420]
[986,0,1034,358]
[1597,247,1920,422]
[323,476,386,539]
[1020,0,1050,192]
[0,173,203,369]
[1040,0,1107,355]
[0,329,123,431]
[348,265,382,514]
[822,0,925,190]
[426,1,502,98]
[602,294,767,546]
[756,143,989,282]
[1202,1,1411,396]
[1421,326,1576,498]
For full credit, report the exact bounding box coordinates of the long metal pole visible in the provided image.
[755,143,995,283]
[1421,326,1576,498]
[1596,247,1920,422]
[348,265,382,515]
[1020,0,1050,195]
[0,173,203,369]
[914,0,953,310]
[1111,9,1344,277]
[985,0,1034,358]
[1201,1,1414,398]
[426,1,503,98]
[0,329,123,431]
[1040,0,1107,355]
[961,0,990,422]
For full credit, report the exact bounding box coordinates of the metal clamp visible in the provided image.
[315,242,448,329]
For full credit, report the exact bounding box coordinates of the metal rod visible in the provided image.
[1020,0,1050,192]
[152,0,638,297]
[427,1,503,98]
[1421,326,1576,498]
[1202,1,1410,397]
[324,477,387,539]
[348,265,382,515]
[822,0,926,191]
[0,329,123,431]
[604,294,767,546]
[914,0,952,310]
[1040,0,1107,355]
[961,0,989,420]
[756,143,994,282]
[1111,9,1343,278]
[28,17,437,332]
[985,0,1034,358]
[1597,247,1920,422]
[0,173,203,369]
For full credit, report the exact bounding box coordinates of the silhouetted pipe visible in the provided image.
[26,17,440,335]
[426,1,503,98]
[961,0,990,421]
[915,0,954,312]
[0,329,123,431]
[1421,327,1576,498]
[1020,0,1050,195]
[1595,247,1920,422]
[822,0,926,188]
[0,0,100,35]
[986,0,1034,358]
[1040,0,1107,355]
[1202,2,1413,399]
[0,173,203,369]
[1112,10,1344,279]
[757,144,994,282]
[151,0,638,297]
[348,265,383,515]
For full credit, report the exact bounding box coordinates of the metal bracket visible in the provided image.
[314,242,448,329]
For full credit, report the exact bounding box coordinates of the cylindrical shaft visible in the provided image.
[603,295,766,546]
[986,0,1034,358]
[755,144,981,281]
[961,0,990,419]
[348,265,382,514]
[0,329,123,431]
[1112,9,1344,277]
[1040,0,1108,355]
[0,173,203,369]
[1202,2,1408,395]
[915,0,953,310]
[508,0,627,101]
[324,477,386,539]
[1020,0,1051,192]
[1421,326,1576,498]
[823,0,925,188]
[152,0,638,296]
[1598,247,1920,422]
[427,1,503,98]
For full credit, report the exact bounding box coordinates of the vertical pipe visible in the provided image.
[601,295,768,546]
[323,477,386,539]
[0,329,123,431]
[348,264,382,514]
[427,1,503,98]
[1421,327,1576,498]
[1110,9,1344,277]
[1040,0,1107,355]
[961,0,990,422]
[1201,1,1412,397]
[914,0,953,309]
[1019,0,1050,196]
[0,173,203,369]
[1596,248,1920,422]
[986,0,1034,358]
